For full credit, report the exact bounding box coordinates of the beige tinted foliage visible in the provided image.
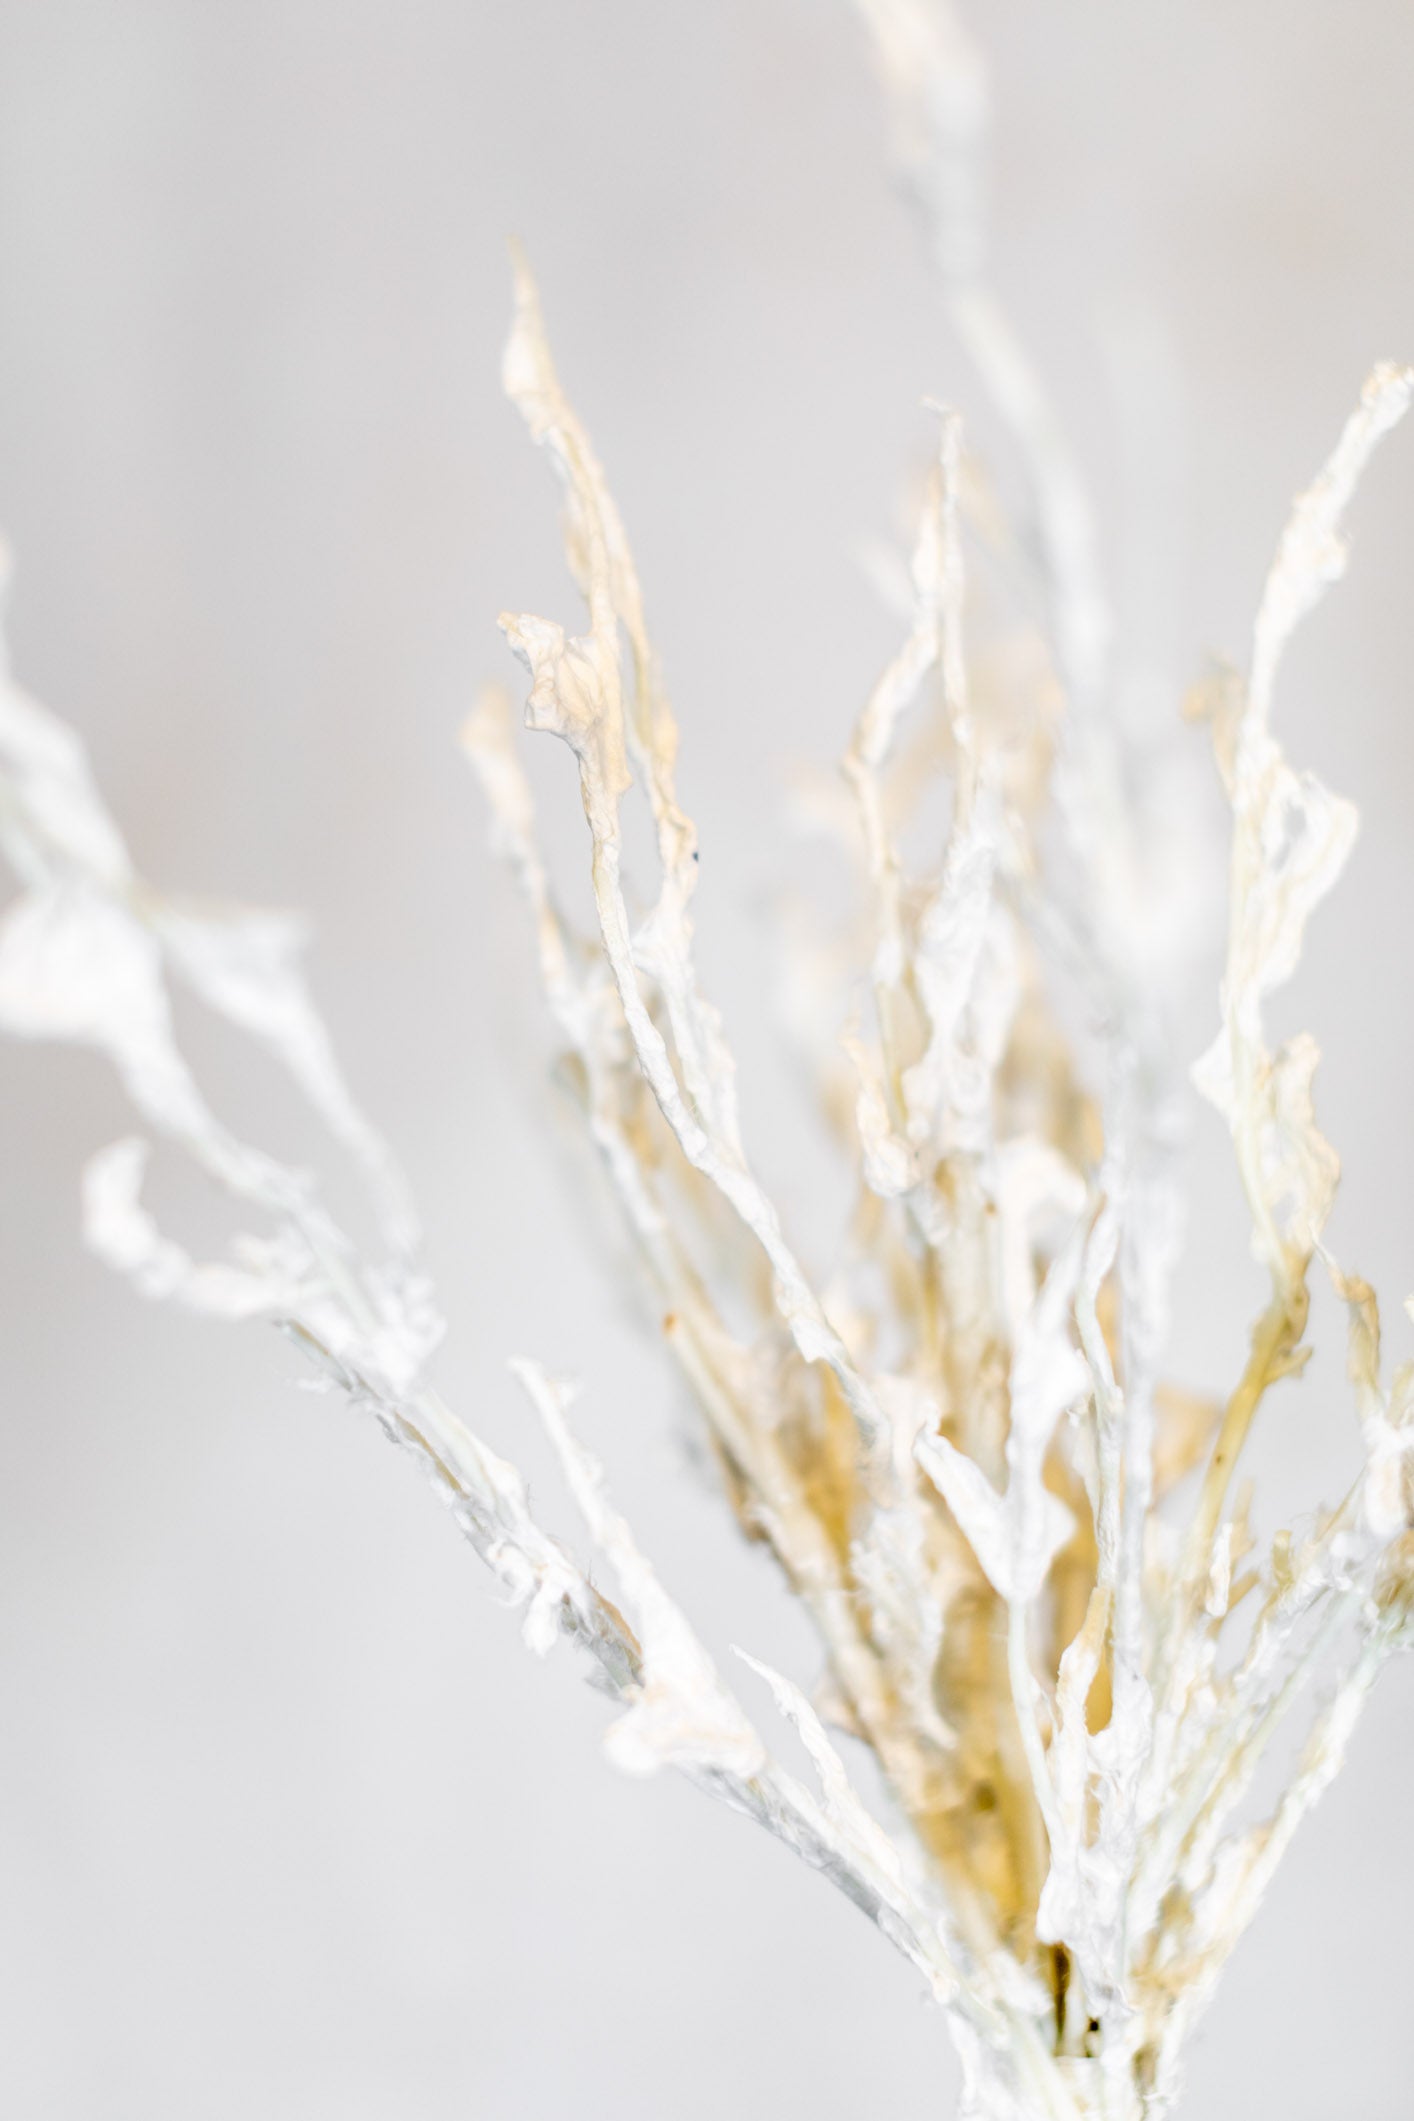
[3,4,1413,2117]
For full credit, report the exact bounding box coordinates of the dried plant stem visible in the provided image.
[2,6,1413,2118]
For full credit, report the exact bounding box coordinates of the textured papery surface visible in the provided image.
[3,5,1414,2118]
[475,220,1414,2103]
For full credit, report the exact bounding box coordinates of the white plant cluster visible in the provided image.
[2,4,1412,2117]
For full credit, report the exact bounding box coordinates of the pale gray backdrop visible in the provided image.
[2,3,1413,2116]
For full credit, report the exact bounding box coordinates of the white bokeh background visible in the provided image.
[2,3,1413,2115]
